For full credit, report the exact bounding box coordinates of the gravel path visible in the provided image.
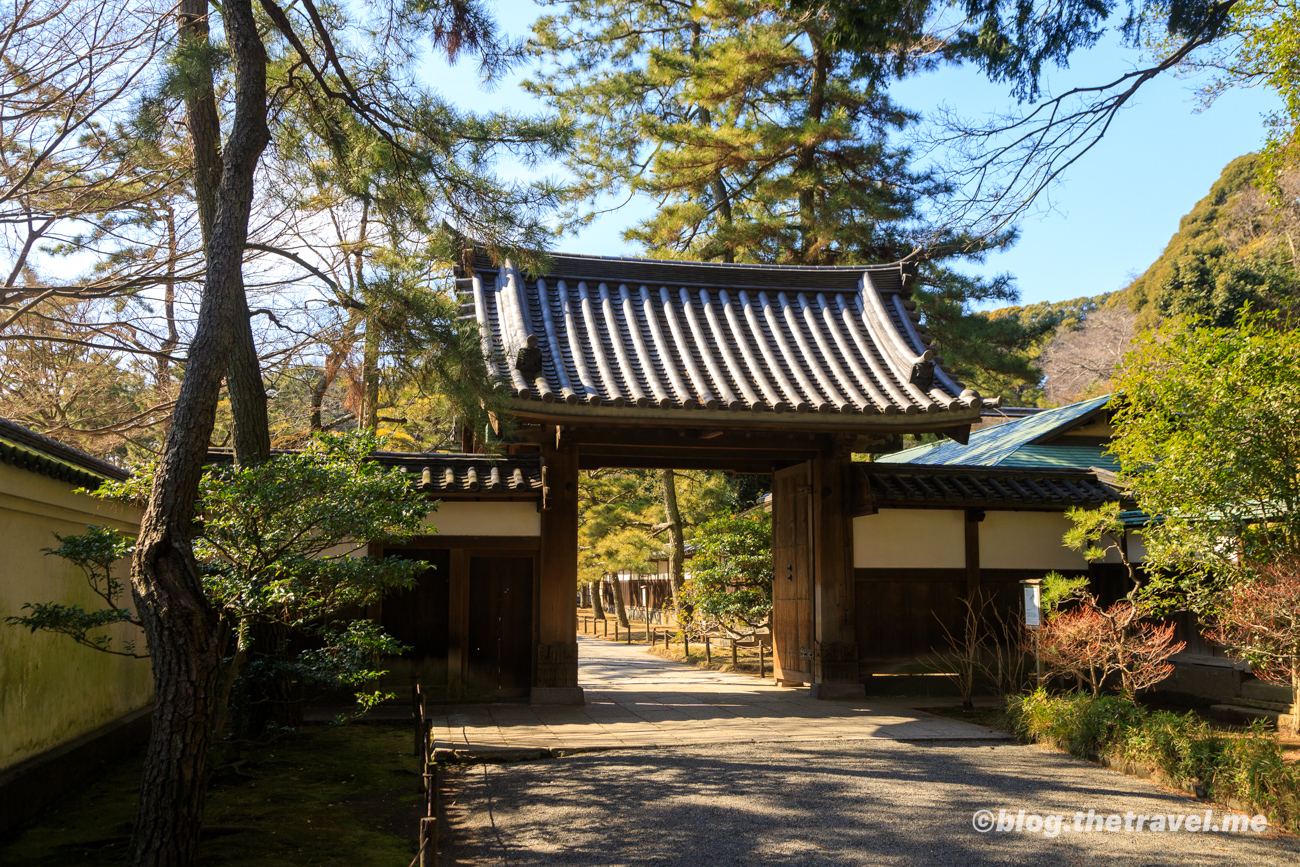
[440,739,1300,866]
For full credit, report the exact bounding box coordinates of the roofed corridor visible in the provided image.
[431,635,1009,757]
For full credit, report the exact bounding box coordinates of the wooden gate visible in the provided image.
[466,554,535,696]
[772,462,815,683]
[381,549,451,686]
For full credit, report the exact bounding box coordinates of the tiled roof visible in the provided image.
[877,395,1114,467]
[0,417,129,488]
[460,250,984,427]
[856,463,1121,510]
[371,452,542,495]
[207,449,543,496]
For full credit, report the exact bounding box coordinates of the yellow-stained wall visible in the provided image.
[0,463,152,773]
[421,501,541,537]
[852,509,966,569]
[980,511,1090,571]
[852,508,1093,571]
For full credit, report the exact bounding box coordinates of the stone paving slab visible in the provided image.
[432,635,1008,758]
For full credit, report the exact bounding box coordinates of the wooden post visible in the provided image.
[419,816,437,867]
[809,449,864,698]
[536,426,582,702]
[684,635,690,657]
[412,672,423,759]
[664,631,669,651]
[759,644,765,677]
[731,641,738,668]
[447,549,469,700]
[965,508,985,599]
[705,635,711,664]
[614,621,619,641]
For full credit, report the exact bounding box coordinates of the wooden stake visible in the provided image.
[419,816,437,867]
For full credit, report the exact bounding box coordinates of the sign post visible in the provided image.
[1020,578,1044,684]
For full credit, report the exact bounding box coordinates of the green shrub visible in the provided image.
[1007,689,1300,831]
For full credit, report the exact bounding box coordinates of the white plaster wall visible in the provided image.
[980,511,1089,570]
[853,509,965,569]
[422,500,541,536]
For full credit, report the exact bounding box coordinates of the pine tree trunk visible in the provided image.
[130,1,269,864]
[590,580,605,620]
[362,313,380,430]
[611,575,630,628]
[795,32,829,263]
[226,285,270,463]
[661,469,686,614]
[177,0,269,468]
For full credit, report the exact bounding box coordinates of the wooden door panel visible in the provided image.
[466,554,535,695]
[381,548,451,659]
[772,462,814,682]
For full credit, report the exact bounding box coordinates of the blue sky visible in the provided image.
[423,2,1280,308]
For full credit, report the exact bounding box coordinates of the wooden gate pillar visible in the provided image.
[811,448,865,699]
[534,425,584,704]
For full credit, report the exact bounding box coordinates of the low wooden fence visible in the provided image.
[408,673,437,867]
[578,615,773,677]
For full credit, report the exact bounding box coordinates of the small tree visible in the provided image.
[680,511,771,636]
[9,432,429,740]
[1035,506,1185,697]
[1112,312,1300,606]
[928,590,1032,708]
[9,525,146,657]
[1205,558,1300,736]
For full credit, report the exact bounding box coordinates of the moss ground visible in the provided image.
[0,724,424,866]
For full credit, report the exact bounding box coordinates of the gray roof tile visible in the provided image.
[461,251,982,424]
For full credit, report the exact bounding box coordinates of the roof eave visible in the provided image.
[505,398,981,431]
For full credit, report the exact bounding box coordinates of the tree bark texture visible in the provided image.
[129,0,270,864]
[590,579,605,620]
[611,574,630,628]
[661,469,686,613]
[179,0,269,466]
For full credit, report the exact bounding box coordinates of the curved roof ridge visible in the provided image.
[460,250,981,429]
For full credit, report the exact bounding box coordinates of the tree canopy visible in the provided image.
[1111,310,1300,607]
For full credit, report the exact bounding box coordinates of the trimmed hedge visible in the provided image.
[1008,689,1300,832]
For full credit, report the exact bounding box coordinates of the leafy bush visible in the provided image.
[680,511,771,632]
[1009,689,1300,830]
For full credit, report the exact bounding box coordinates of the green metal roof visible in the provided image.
[0,418,128,488]
[876,395,1115,470]
[997,445,1120,471]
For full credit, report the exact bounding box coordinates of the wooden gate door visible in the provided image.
[466,554,535,697]
[381,549,451,687]
[772,462,814,683]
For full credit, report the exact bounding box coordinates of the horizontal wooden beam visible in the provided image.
[577,453,796,472]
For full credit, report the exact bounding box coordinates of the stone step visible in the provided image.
[1210,704,1297,730]
[1241,680,1294,705]
[1210,704,1279,726]
[1232,696,1293,713]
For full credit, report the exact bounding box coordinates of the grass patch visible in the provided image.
[0,724,424,866]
